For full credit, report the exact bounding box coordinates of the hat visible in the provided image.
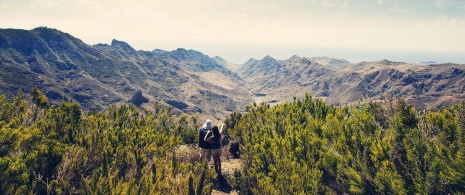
[203,119,212,130]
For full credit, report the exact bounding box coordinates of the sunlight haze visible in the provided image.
[1,0,464,63]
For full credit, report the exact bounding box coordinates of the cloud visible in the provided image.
[0,2,7,9]
[2,0,464,63]
[431,0,446,8]
[29,0,65,11]
[413,16,465,52]
[377,0,386,6]
[341,1,350,9]
[377,0,395,6]
[388,4,413,14]
[0,1,19,10]
[322,0,350,9]
[460,5,465,11]
[322,0,336,8]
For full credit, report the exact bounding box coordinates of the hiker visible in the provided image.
[205,125,222,174]
[199,119,212,162]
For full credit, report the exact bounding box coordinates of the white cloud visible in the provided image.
[460,5,465,11]
[388,4,413,14]
[431,0,446,8]
[322,0,336,8]
[0,2,7,9]
[413,16,465,52]
[322,0,350,9]
[377,0,392,6]
[341,1,350,9]
[2,0,465,63]
[76,0,94,7]
[29,0,65,11]
[0,1,19,10]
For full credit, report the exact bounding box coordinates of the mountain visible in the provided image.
[2,27,465,116]
[0,27,252,120]
[238,56,465,109]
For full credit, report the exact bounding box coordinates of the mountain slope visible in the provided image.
[2,27,464,114]
[0,27,252,119]
[238,56,465,108]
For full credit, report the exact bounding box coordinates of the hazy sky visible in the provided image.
[1,0,465,64]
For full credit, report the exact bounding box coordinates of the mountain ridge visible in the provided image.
[2,27,465,117]
[0,27,252,120]
[237,55,465,108]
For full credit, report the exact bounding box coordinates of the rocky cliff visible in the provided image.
[0,27,252,120]
[238,55,465,108]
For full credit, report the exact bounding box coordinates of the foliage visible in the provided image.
[0,90,211,194]
[228,93,465,194]
[2,89,465,194]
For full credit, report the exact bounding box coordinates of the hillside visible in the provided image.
[227,96,465,194]
[237,55,465,109]
[0,27,252,120]
[2,27,465,118]
[2,91,464,194]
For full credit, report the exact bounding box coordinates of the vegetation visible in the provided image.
[0,88,213,194]
[2,88,465,194]
[227,94,465,194]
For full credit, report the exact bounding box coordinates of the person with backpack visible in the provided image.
[204,125,222,174]
[199,119,212,162]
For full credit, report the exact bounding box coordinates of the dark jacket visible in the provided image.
[210,135,221,149]
[198,128,211,149]
[205,131,221,149]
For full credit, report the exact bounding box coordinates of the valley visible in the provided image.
[237,56,465,109]
[1,27,465,120]
[0,27,252,121]
[1,27,465,194]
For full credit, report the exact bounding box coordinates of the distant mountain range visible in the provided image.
[0,27,251,120]
[238,56,465,108]
[1,27,465,119]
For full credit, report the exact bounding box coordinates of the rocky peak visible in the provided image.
[288,55,301,62]
[259,55,281,68]
[310,57,350,69]
[152,49,167,54]
[32,26,59,32]
[262,55,276,62]
[111,39,135,52]
[28,27,84,53]
[213,56,227,62]
[244,58,258,65]
[378,59,403,66]
[171,48,205,61]
[213,56,229,66]
[93,43,111,50]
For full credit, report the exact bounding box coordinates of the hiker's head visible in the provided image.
[203,119,212,130]
[212,126,221,137]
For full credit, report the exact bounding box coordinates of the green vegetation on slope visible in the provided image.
[0,88,214,194]
[2,88,465,194]
[227,94,465,194]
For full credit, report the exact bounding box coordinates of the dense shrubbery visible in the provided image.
[227,94,465,194]
[2,88,465,194]
[0,88,213,194]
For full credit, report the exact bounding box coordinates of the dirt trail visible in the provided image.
[175,144,243,194]
[211,157,242,195]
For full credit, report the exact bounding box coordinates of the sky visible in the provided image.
[1,0,465,64]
